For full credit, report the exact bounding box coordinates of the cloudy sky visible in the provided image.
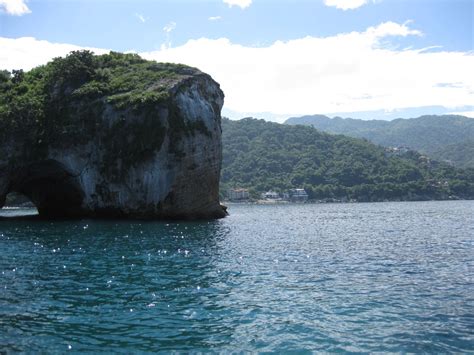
[1,0,473,121]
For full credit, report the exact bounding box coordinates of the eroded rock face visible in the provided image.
[0,51,226,219]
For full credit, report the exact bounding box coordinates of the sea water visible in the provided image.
[1,201,473,352]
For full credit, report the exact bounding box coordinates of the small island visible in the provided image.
[0,51,227,219]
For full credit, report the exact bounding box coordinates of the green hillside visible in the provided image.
[285,114,474,168]
[431,140,474,169]
[221,118,474,201]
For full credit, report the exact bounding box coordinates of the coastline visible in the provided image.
[224,196,472,205]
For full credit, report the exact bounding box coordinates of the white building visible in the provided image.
[228,188,250,201]
[262,191,280,200]
[289,188,308,202]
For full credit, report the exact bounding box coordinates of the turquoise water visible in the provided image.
[1,201,473,352]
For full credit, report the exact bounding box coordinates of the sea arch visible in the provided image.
[1,159,85,218]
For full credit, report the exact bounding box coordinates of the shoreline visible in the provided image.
[224,197,473,205]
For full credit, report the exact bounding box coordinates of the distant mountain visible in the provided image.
[285,115,474,168]
[431,140,474,169]
[221,118,474,202]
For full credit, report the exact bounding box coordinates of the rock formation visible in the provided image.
[0,51,227,219]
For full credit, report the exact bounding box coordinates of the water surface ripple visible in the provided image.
[1,201,473,352]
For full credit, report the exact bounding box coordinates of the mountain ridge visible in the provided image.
[285,114,474,168]
[221,117,474,202]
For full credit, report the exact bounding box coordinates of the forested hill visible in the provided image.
[221,118,474,201]
[284,115,474,168]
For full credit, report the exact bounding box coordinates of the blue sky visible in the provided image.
[1,0,473,121]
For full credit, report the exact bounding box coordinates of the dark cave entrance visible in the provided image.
[4,160,85,218]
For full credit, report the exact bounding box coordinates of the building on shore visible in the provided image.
[289,188,308,202]
[259,189,308,202]
[228,188,250,201]
[261,191,280,200]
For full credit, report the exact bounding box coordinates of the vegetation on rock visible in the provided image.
[221,118,474,201]
[0,50,205,178]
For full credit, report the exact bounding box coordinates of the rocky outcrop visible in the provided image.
[0,51,226,219]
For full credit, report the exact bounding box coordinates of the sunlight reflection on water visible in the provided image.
[0,201,473,352]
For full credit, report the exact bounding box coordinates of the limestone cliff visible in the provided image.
[0,51,226,219]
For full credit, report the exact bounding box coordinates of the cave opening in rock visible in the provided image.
[5,160,85,219]
[2,191,37,210]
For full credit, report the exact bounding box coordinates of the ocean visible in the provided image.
[1,201,473,352]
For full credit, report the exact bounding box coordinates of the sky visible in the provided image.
[0,0,473,121]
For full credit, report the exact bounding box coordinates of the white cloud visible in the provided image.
[223,0,252,9]
[135,13,146,23]
[0,37,107,71]
[365,21,422,38]
[162,21,177,50]
[163,21,176,33]
[0,0,30,15]
[208,16,222,21]
[324,0,376,10]
[0,22,473,121]
[140,21,472,118]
